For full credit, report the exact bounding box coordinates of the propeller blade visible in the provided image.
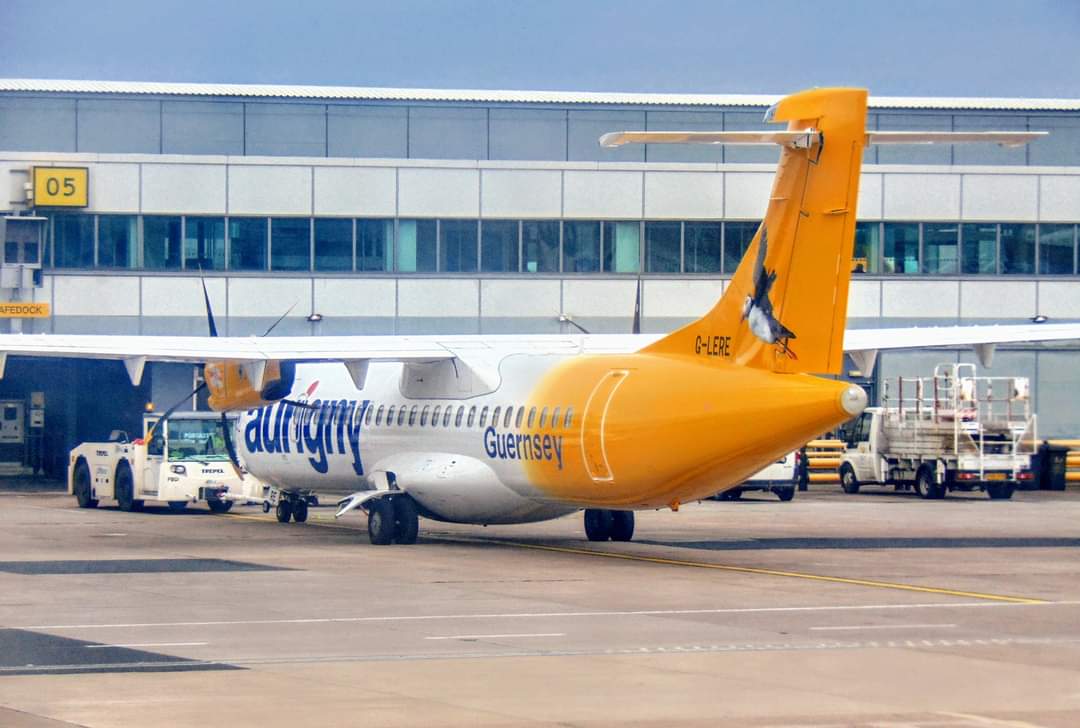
[262,301,298,337]
[200,277,219,338]
[220,411,243,477]
[632,276,642,335]
[280,398,318,410]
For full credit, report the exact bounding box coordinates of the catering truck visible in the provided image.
[838,363,1035,499]
[69,412,263,513]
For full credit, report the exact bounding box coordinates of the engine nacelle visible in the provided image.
[204,360,296,410]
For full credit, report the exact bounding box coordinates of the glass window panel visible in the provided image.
[953,113,1027,166]
[875,112,952,165]
[397,219,436,273]
[4,242,16,264]
[684,222,721,273]
[522,220,559,273]
[0,97,76,153]
[882,223,919,274]
[1028,115,1080,166]
[852,222,880,273]
[722,111,780,164]
[489,108,566,161]
[644,111,726,163]
[97,215,137,268]
[645,222,680,273]
[228,218,268,271]
[183,217,225,271]
[923,223,959,274]
[602,221,640,273]
[314,218,352,272]
[77,99,160,154]
[245,103,325,157]
[563,221,600,273]
[439,220,478,272]
[143,215,182,270]
[1000,223,1035,274]
[567,109,644,162]
[357,219,394,272]
[481,220,518,272]
[961,223,997,274]
[1039,224,1075,275]
[723,222,758,274]
[408,107,487,160]
[327,106,408,158]
[270,218,310,271]
[162,101,243,155]
[52,214,94,268]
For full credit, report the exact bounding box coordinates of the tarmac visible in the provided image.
[0,481,1078,727]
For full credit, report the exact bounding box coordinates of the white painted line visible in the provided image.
[425,633,565,641]
[810,624,957,631]
[26,600,1075,631]
[84,641,208,649]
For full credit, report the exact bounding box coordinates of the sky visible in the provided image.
[2,0,1079,98]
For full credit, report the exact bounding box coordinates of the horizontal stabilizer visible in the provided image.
[867,131,1045,147]
[600,130,1044,149]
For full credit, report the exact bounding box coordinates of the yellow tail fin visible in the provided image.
[643,87,867,375]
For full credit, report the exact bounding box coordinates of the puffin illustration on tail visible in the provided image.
[740,228,798,359]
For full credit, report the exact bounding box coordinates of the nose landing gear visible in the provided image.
[583,509,635,542]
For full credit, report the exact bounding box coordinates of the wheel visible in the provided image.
[167,501,187,513]
[73,460,97,509]
[987,483,1016,500]
[839,463,860,494]
[115,462,139,512]
[393,496,419,545]
[275,499,293,522]
[207,499,233,513]
[292,498,309,523]
[775,486,795,502]
[367,498,395,545]
[583,509,613,541]
[915,465,945,500]
[262,501,271,513]
[609,511,635,542]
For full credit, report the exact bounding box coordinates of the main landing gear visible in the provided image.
[583,509,635,542]
[366,494,419,546]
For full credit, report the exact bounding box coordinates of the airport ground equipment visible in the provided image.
[69,412,263,513]
[1052,440,1080,486]
[716,451,799,501]
[839,363,1035,499]
[803,439,843,486]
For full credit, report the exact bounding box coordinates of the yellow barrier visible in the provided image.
[808,457,842,469]
[1048,439,1080,448]
[808,471,840,484]
[1068,472,1080,483]
[806,439,845,450]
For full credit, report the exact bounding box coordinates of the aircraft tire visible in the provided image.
[609,511,635,542]
[73,460,97,509]
[275,499,293,522]
[584,509,613,541]
[368,498,395,545]
[839,464,860,494]
[115,462,138,512]
[292,499,309,523]
[167,501,187,513]
[393,496,419,545]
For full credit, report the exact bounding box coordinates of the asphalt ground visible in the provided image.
[0,481,1078,727]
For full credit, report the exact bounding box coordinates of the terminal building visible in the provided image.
[0,79,1077,476]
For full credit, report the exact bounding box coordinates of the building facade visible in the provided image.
[1,80,1078,474]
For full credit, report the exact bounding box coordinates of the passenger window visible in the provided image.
[539,407,548,428]
[397,407,406,426]
[365,404,375,426]
[503,407,514,428]
[420,405,430,426]
[386,405,395,426]
[551,407,560,429]
[490,406,500,428]
[564,407,574,428]
[467,406,477,427]
[527,407,537,428]
[515,407,525,428]
[442,408,452,427]
[432,405,442,427]
[375,405,385,426]
[408,405,418,426]
[455,406,465,428]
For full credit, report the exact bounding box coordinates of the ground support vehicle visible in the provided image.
[69,412,263,513]
[839,364,1035,500]
[715,451,799,501]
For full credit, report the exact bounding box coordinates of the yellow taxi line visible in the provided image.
[222,512,1046,605]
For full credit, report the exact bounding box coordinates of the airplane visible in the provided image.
[2,87,1077,547]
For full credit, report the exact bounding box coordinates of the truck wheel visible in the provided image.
[115,462,140,512]
[839,464,860,494]
[775,486,795,502]
[167,501,187,513]
[73,459,97,509]
[987,483,1016,500]
[207,499,233,514]
[915,465,945,500]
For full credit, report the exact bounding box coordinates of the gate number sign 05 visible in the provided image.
[32,167,89,207]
